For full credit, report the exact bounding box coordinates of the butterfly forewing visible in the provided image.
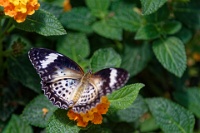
[28,48,84,82]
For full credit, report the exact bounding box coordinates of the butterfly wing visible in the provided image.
[93,68,129,96]
[28,48,84,109]
[72,68,129,113]
[28,48,84,82]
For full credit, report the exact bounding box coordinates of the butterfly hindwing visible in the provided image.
[42,78,80,109]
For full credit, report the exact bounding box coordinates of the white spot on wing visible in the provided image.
[109,68,117,88]
[40,53,59,68]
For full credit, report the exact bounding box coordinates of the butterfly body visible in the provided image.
[28,48,129,113]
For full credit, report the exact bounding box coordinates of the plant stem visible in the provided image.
[0,19,13,79]
[0,38,3,79]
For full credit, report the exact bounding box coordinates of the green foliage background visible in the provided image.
[0,0,200,132]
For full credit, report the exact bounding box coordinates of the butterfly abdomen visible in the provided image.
[72,72,93,104]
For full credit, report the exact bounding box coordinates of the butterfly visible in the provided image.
[28,48,129,113]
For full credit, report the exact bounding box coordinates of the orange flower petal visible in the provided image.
[0,0,9,6]
[29,0,38,6]
[63,0,71,11]
[88,107,98,114]
[76,117,88,127]
[14,12,27,23]
[67,109,79,120]
[91,113,103,124]
[26,5,35,15]
[101,96,110,104]
[4,4,16,17]
[97,103,109,114]
[80,111,94,122]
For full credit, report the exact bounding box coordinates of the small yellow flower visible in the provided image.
[0,0,40,23]
[42,108,49,116]
[67,96,110,127]
[63,0,71,12]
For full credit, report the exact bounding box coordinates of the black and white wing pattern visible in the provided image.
[28,48,84,109]
[28,48,129,113]
[72,68,129,113]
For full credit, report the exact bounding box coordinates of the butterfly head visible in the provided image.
[84,70,92,80]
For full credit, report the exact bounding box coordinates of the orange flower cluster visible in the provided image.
[0,0,40,23]
[63,0,71,11]
[67,96,110,127]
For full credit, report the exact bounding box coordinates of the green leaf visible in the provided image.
[47,109,80,133]
[108,83,144,114]
[174,1,200,29]
[144,4,169,23]
[175,27,192,44]
[86,125,111,133]
[21,95,57,128]
[173,88,200,118]
[121,43,152,77]
[0,87,17,121]
[135,24,160,40]
[140,0,168,15]
[152,37,186,77]
[14,9,66,36]
[112,5,141,32]
[162,21,182,35]
[86,0,110,18]
[92,20,122,40]
[6,35,32,52]
[60,7,95,33]
[114,95,148,122]
[3,115,33,133]
[112,123,134,133]
[90,48,121,72]
[140,116,159,132]
[146,98,195,133]
[40,2,63,18]
[7,54,41,93]
[57,33,90,63]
